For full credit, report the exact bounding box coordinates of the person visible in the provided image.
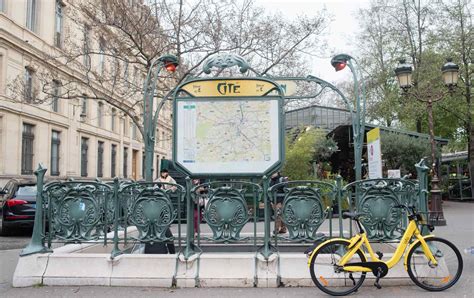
[192,179,207,236]
[270,171,288,234]
[155,169,177,191]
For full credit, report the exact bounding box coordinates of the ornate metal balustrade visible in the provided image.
[22,159,429,258]
[268,180,338,243]
[192,181,262,246]
[118,182,185,245]
[343,178,423,241]
[43,181,114,246]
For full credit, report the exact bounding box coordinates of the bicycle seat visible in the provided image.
[342,212,363,220]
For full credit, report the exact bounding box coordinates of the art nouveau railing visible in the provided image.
[21,159,430,260]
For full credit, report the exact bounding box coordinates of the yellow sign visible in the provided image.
[367,127,380,143]
[180,79,277,97]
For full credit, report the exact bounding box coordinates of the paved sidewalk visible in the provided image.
[1,201,473,297]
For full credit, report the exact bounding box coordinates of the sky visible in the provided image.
[254,0,371,83]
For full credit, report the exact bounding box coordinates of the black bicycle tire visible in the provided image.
[407,237,463,291]
[309,240,367,296]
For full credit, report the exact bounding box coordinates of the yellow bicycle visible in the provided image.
[308,205,463,296]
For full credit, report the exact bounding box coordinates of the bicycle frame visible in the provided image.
[340,219,438,273]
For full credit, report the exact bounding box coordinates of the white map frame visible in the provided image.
[174,98,281,175]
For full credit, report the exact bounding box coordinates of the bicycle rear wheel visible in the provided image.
[309,240,366,296]
[407,237,463,291]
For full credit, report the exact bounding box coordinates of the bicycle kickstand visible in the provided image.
[374,268,382,289]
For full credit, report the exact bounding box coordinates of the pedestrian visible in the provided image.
[192,179,207,236]
[155,169,177,191]
[270,171,288,234]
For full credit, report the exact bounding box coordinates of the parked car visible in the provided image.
[0,179,37,236]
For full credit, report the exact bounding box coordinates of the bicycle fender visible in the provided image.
[404,234,436,271]
[307,238,351,268]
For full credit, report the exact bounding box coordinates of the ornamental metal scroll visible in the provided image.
[344,179,419,241]
[268,181,336,241]
[43,182,113,242]
[202,53,250,74]
[120,182,185,243]
[202,186,250,242]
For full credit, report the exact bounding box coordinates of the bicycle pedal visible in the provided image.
[376,251,383,259]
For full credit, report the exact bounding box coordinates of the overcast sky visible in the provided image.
[254,0,371,83]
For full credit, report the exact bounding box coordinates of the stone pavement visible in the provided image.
[1,201,473,297]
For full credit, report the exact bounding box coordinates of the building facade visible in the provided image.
[0,0,172,185]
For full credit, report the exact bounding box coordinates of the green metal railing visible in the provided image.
[21,159,430,260]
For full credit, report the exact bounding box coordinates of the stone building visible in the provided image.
[0,0,172,184]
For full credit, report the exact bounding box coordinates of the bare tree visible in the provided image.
[8,0,329,139]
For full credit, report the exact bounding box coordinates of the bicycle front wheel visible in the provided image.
[309,240,367,296]
[407,237,463,291]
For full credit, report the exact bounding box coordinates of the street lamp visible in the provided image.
[143,54,179,182]
[394,58,459,226]
[331,54,367,182]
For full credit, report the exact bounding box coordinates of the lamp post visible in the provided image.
[331,54,367,182]
[143,54,179,182]
[394,58,459,226]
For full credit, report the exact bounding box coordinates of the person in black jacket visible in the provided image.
[269,171,287,234]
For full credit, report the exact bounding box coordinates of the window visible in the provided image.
[123,117,129,136]
[97,141,104,177]
[54,1,64,47]
[50,130,60,176]
[123,61,129,88]
[111,108,116,132]
[123,147,128,178]
[111,144,117,177]
[97,102,103,127]
[21,124,35,175]
[81,137,88,177]
[162,131,165,147]
[80,94,87,118]
[132,122,137,140]
[24,67,34,103]
[98,38,105,75]
[51,80,60,112]
[0,0,5,12]
[26,0,37,31]
[83,24,91,68]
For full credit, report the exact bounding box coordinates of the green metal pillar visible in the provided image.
[415,158,430,234]
[143,55,179,182]
[331,54,367,182]
[21,164,52,256]
[183,177,198,259]
[261,176,273,259]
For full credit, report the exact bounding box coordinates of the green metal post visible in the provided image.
[331,54,367,182]
[143,55,179,182]
[416,158,430,234]
[111,177,121,258]
[183,177,197,259]
[21,164,52,256]
[262,176,272,259]
[336,175,344,238]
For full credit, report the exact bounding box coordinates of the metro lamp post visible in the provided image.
[394,58,459,226]
[143,54,179,182]
[331,54,367,182]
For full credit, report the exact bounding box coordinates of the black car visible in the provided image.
[0,179,37,235]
